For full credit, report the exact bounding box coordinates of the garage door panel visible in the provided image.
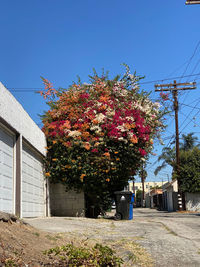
[22,143,45,217]
[0,127,14,214]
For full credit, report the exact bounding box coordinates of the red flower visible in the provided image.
[139,148,147,156]
[160,92,169,101]
[91,148,98,153]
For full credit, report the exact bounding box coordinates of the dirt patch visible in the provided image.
[0,221,73,266]
[0,219,152,266]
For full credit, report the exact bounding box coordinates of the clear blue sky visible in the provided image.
[1,0,200,182]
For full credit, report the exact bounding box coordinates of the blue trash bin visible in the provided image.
[129,193,135,220]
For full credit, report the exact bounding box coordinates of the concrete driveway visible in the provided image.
[25,208,200,267]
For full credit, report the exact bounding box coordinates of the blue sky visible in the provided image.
[1,0,200,183]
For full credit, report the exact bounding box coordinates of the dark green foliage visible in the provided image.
[180,133,199,151]
[179,147,200,193]
[136,189,142,203]
[155,133,200,193]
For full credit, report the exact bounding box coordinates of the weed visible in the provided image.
[110,222,116,229]
[44,242,124,266]
[45,234,63,241]
[45,234,57,241]
[160,223,178,236]
[33,232,40,237]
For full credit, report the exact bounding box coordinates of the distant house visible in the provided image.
[128,181,168,193]
[146,188,163,209]
[0,82,48,218]
[162,180,178,212]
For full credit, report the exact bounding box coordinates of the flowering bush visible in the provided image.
[41,66,165,217]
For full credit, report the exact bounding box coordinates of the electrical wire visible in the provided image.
[179,108,200,134]
[6,73,200,92]
[178,40,200,83]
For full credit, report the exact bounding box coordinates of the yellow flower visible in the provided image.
[103,152,110,158]
[106,178,110,182]
[52,158,57,161]
[52,140,57,144]
[116,158,120,161]
[80,173,86,181]
[45,172,51,177]
[84,142,91,150]
[65,165,71,169]
[130,135,138,144]
[114,151,118,154]
[71,159,76,163]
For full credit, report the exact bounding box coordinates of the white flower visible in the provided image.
[90,125,101,132]
[126,116,135,122]
[96,113,105,123]
[116,125,126,132]
[68,130,81,137]
[106,108,115,117]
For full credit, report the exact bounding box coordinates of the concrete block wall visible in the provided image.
[50,183,85,217]
[185,192,200,212]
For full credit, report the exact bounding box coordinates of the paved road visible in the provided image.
[25,208,200,267]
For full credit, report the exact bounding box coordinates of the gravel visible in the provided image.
[25,208,200,267]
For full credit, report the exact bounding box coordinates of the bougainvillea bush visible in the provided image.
[41,66,165,217]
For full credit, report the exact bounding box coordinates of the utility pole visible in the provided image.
[140,162,147,207]
[155,80,196,210]
[142,172,145,206]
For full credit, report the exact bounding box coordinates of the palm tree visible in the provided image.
[154,146,176,176]
[180,133,199,151]
[154,133,199,176]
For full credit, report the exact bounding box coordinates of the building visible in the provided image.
[0,82,85,218]
[0,82,48,218]
[128,181,168,193]
[162,180,178,212]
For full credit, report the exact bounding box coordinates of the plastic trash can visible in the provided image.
[114,191,134,220]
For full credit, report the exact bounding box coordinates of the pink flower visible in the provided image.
[160,92,169,101]
[139,148,147,156]
[80,93,89,99]
[91,148,98,153]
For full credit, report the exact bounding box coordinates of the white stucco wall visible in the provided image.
[172,180,178,192]
[185,192,200,212]
[0,82,46,155]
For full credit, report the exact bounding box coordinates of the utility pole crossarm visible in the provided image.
[155,81,196,92]
[186,0,200,4]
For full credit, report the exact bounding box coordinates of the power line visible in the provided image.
[178,40,200,83]
[6,73,200,92]
[141,73,200,85]
[179,108,200,134]
[179,102,200,110]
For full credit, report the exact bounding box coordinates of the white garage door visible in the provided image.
[22,143,45,217]
[0,126,14,213]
